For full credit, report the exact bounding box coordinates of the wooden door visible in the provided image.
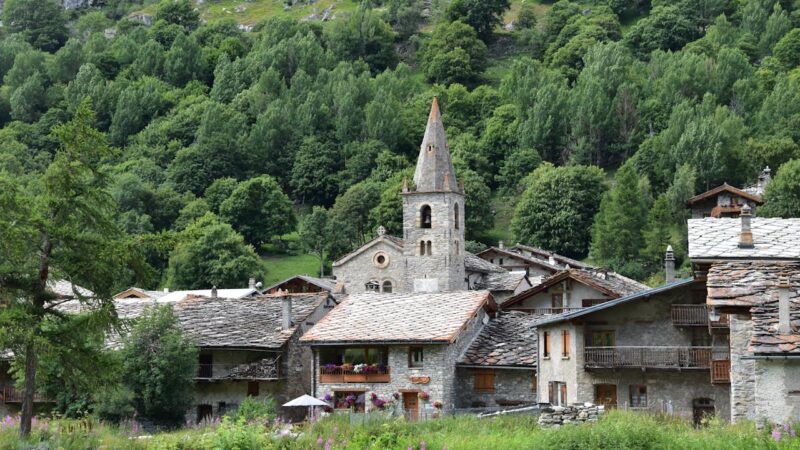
[595,384,617,408]
[403,393,419,421]
[197,404,212,423]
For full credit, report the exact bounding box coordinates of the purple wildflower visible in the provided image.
[420,440,427,450]
[317,436,324,446]
[790,427,797,438]
[324,392,333,402]
[773,429,782,442]
[324,437,334,450]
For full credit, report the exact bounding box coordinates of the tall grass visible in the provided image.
[0,410,798,449]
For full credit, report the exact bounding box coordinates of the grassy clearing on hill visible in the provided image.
[260,233,322,284]
[1,410,797,449]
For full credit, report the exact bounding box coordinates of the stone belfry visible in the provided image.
[402,97,466,292]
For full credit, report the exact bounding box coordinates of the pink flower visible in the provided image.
[773,429,782,442]
[317,436,324,446]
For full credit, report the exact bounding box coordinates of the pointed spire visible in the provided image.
[413,97,459,192]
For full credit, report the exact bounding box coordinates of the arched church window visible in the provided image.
[454,203,460,229]
[426,241,432,255]
[420,205,432,228]
[382,281,393,293]
[419,240,425,255]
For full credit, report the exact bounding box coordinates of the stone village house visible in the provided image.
[36,289,338,422]
[689,209,800,424]
[531,208,800,425]
[686,167,771,219]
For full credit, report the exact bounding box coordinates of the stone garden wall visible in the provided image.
[537,403,604,427]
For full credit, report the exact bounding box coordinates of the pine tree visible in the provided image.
[590,162,649,277]
[164,32,203,86]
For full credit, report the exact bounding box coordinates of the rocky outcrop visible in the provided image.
[537,403,604,427]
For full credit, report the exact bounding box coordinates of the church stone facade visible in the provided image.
[333,98,467,294]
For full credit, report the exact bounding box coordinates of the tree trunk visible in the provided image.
[19,341,36,438]
[319,251,324,278]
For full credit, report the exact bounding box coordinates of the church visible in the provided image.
[331,98,524,296]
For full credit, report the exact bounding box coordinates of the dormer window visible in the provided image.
[420,205,432,228]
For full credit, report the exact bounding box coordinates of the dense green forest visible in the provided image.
[2,0,800,288]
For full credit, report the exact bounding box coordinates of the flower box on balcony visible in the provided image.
[344,373,368,383]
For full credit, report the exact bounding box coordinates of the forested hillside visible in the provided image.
[1,0,800,289]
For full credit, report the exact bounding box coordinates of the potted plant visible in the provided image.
[418,391,430,402]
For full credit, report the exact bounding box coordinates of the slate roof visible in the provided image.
[413,97,460,193]
[476,247,562,272]
[707,262,800,354]
[502,269,648,309]
[686,183,763,205]
[464,252,506,273]
[47,279,94,298]
[688,218,800,260]
[160,288,258,303]
[473,271,528,292]
[175,293,327,349]
[459,311,537,368]
[301,291,495,345]
[510,244,593,270]
[58,292,329,350]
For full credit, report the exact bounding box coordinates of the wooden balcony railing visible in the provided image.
[711,359,731,383]
[584,347,714,370]
[319,366,391,384]
[710,313,730,330]
[671,305,709,327]
[0,385,47,403]
[507,307,584,315]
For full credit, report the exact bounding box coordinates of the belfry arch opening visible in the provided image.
[454,203,460,229]
[420,205,432,228]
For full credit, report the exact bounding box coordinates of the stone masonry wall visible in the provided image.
[313,308,489,414]
[730,314,756,422]
[538,403,604,427]
[754,360,800,425]
[455,368,537,408]
[332,240,406,294]
[402,191,465,292]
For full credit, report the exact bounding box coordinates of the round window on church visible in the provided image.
[373,252,390,268]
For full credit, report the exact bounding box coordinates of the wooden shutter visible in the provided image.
[562,330,570,357]
[548,382,555,404]
[559,383,567,406]
[543,332,550,357]
[474,369,495,392]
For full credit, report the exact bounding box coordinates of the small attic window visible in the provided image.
[427,145,433,153]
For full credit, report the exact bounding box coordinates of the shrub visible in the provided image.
[229,396,277,423]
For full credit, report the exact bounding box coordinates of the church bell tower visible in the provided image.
[402,98,466,292]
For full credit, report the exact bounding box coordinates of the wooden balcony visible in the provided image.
[711,359,731,384]
[671,305,709,327]
[319,366,391,384]
[584,346,713,370]
[0,385,47,403]
[709,313,730,331]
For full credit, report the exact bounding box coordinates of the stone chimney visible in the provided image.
[664,245,675,283]
[498,241,504,250]
[248,278,256,289]
[548,255,556,266]
[738,204,754,248]
[211,285,218,298]
[282,294,293,331]
[778,275,791,335]
[757,166,772,195]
